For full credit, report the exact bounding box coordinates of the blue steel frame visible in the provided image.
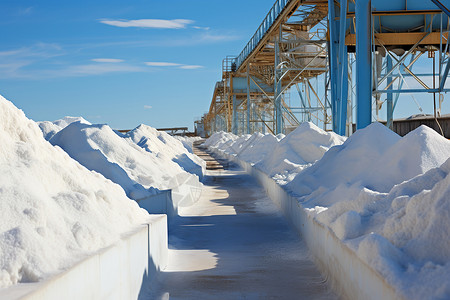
[235,0,292,70]
[355,0,372,130]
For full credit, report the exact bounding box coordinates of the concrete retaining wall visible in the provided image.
[137,176,203,223]
[0,215,168,300]
[138,190,178,222]
[211,148,402,300]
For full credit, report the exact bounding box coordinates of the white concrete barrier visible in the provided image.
[137,176,203,223]
[0,215,168,300]
[210,148,402,300]
[137,190,178,222]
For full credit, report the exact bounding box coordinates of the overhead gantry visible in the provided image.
[200,0,450,137]
[204,0,329,136]
[331,0,450,135]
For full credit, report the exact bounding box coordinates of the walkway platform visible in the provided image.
[147,147,336,299]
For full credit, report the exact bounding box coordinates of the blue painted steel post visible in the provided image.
[386,56,394,129]
[232,94,238,134]
[328,0,340,133]
[339,51,349,135]
[338,0,348,135]
[356,0,372,130]
[247,67,251,134]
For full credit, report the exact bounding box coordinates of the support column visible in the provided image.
[232,94,238,135]
[386,56,394,129]
[356,0,372,130]
[338,49,348,135]
[328,0,340,133]
[247,67,251,134]
[338,0,348,136]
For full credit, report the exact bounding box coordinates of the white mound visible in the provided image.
[37,116,91,141]
[256,122,345,181]
[50,122,193,200]
[126,124,206,179]
[0,95,149,288]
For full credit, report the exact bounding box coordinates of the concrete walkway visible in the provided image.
[148,148,337,300]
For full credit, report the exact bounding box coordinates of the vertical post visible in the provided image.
[347,56,353,136]
[232,94,238,134]
[247,66,251,134]
[339,49,349,135]
[338,0,348,135]
[262,111,266,134]
[386,56,394,129]
[274,29,283,134]
[356,0,372,130]
[328,0,340,133]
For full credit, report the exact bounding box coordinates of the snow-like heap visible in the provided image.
[0,95,149,288]
[289,123,450,300]
[286,123,450,196]
[204,131,238,151]
[237,133,280,165]
[49,122,200,200]
[255,122,345,182]
[173,136,203,153]
[204,122,450,299]
[125,124,206,179]
[37,116,91,141]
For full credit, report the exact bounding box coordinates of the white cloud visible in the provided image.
[144,105,152,109]
[99,19,194,29]
[144,62,182,67]
[66,63,145,76]
[91,58,124,63]
[193,26,210,30]
[179,65,203,70]
[144,62,203,70]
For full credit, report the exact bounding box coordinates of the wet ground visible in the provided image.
[146,145,337,300]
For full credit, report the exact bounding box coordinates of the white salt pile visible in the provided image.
[0,95,149,288]
[286,123,450,195]
[125,124,206,179]
[50,122,201,200]
[205,122,450,299]
[37,116,91,141]
[173,136,203,153]
[238,133,280,165]
[256,122,345,183]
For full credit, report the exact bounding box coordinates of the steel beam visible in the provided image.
[356,0,372,130]
[247,67,251,134]
[232,94,238,134]
[328,0,339,132]
[386,56,394,129]
[338,0,348,135]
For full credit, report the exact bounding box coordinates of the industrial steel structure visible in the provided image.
[198,0,450,138]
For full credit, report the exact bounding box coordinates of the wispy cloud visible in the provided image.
[179,65,203,70]
[99,19,194,29]
[143,105,152,109]
[144,61,203,70]
[17,6,33,16]
[91,58,124,63]
[144,62,182,67]
[193,26,210,30]
[65,63,144,76]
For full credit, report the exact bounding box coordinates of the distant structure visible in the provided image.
[197,0,450,137]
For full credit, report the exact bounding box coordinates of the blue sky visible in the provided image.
[1,1,448,131]
[0,0,274,130]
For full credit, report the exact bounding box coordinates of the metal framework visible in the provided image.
[199,0,450,137]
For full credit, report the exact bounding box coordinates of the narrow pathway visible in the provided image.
[148,144,336,299]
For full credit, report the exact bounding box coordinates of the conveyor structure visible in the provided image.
[199,0,450,137]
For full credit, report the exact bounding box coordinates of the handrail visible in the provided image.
[234,0,293,70]
[431,0,450,17]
